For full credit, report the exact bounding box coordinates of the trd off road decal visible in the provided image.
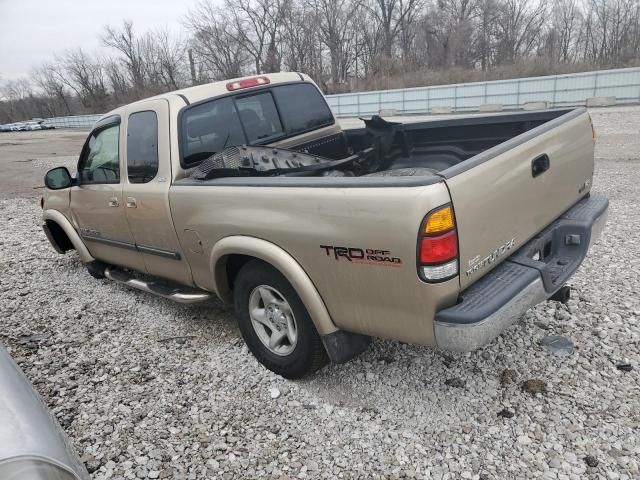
[320,245,402,267]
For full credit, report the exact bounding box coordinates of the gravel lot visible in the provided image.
[1,107,639,480]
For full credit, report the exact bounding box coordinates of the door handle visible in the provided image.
[108,197,119,207]
[126,197,137,208]
[531,154,550,177]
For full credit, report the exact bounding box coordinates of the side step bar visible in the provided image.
[104,267,212,304]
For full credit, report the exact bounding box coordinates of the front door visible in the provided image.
[70,117,146,272]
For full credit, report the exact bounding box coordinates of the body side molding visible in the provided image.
[80,234,182,260]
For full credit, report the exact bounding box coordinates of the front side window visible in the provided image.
[127,111,158,183]
[78,124,120,184]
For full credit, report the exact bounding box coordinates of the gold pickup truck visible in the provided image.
[42,72,608,378]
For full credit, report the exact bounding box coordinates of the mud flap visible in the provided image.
[321,330,372,364]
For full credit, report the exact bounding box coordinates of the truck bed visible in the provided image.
[170,107,595,343]
[341,109,575,174]
[175,108,581,185]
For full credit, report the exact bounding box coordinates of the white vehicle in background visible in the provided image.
[24,121,43,131]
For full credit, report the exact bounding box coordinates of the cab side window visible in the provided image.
[127,111,159,183]
[78,124,120,184]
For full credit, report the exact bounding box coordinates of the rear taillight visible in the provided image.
[226,76,270,91]
[420,230,458,263]
[417,205,459,282]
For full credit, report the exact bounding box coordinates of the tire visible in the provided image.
[233,260,328,378]
[85,261,107,279]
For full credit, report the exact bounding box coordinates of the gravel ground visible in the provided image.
[1,107,639,479]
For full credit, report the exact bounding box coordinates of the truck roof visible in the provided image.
[99,72,310,123]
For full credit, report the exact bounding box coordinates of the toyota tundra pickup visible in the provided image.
[42,72,608,378]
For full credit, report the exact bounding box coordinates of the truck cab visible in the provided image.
[43,73,339,286]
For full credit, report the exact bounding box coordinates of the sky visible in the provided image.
[0,0,200,80]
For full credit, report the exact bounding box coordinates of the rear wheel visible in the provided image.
[233,261,327,378]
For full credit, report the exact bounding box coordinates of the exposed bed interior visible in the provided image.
[183,109,574,181]
[336,109,573,176]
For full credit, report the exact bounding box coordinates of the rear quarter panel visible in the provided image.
[169,182,458,345]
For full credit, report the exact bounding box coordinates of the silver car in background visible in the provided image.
[24,121,43,131]
[0,344,89,480]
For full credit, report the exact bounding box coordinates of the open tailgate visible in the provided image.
[442,108,595,290]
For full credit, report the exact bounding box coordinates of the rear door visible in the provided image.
[443,109,595,289]
[123,99,193,286]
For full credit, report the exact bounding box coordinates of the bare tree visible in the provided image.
[103,20,147,91]
[185,2,247,80]
[494,0,546,65]
[0,78,35,121]
[366,0,422,61]
[551,0,583,63]
[32,63,72,116]
[354,4,384,77]
[104,58,130,103]
[582,0,640,64]
[55,49,109,111]
[313,0,359,85]
[423,0,479,68]
[141,29,189,90]
[475,0,500,70]
[11,0,640,118]
[226,0,289,73]
[281,2,324,79]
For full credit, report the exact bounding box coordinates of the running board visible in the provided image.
[104,267,212,304]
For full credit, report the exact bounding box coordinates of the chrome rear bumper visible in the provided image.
[435,193,608,352]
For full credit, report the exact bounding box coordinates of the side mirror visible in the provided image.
[44,167,74,190]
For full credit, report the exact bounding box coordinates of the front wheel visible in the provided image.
[233,261,327,378]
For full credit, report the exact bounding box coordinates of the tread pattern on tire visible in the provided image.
[233,260,328,378]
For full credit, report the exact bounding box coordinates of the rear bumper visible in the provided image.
[434,193,608,351]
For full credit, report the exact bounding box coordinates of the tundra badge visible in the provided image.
[466,238,516,277]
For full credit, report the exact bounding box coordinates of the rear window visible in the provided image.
[180,82,334,167]
[235,92,284,143]
[272,84,334,134]
[182,97,245,165]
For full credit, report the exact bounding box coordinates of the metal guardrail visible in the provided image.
[34,67,640,128]
[325,67,640,117]
[43,114,102,129]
